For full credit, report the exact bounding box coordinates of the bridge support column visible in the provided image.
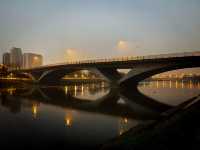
[92,68,123,85]
[30,71,45,83]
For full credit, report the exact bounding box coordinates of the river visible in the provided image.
[0,80,199,149]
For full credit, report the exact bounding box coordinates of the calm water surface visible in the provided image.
[0,80,199,148]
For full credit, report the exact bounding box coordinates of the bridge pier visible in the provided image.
[92,68,123,86]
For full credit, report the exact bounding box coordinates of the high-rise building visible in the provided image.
[10,47,23,69]
[23,53,43,69]
[3,52,11,67]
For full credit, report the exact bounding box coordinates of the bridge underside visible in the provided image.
[23,67,124,85]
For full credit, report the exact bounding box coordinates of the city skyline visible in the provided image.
[1,47,200,74]
[0,0,200,64]
[2,47,43,69]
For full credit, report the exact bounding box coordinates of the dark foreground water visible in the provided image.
[0,80,199,149]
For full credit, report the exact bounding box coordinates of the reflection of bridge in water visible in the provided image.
[0,85,174,120]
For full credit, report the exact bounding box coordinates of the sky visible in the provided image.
[0,0,200,64]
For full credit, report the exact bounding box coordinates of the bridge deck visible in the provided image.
[11,51,200,72]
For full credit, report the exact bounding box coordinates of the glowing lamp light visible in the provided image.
[119,130,123,135]
[81,85,84,96]
[34,56,39,60]
[124,118,128,124]
[74,74,78,78]
[32,104,38,119]
[117,40,128,50]
[65,86,68,94]
[65,115,72,127]
[81,74,85,78]
[7,88,16,95]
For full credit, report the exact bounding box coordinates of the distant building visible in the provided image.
[23,53,43,69]
[10,47,23,69]
[3,52,11,67]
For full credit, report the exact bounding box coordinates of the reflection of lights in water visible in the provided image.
[7,88,16,95]
[124,118,128,124]
[156,81,159,88]
[162,81,165,88]
[119,130,123,136]
[65,86,68,95]
[175,80,178,89]
[32,104,38,119]
[140,80,200,89]
[81,85,84,96]
[10,73,14,77]
[181,80,184,89]
[118,117,129,136]
[65,114,72,127]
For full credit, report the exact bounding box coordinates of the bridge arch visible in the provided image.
[32,68,122,85]
[37,68,79,84]
[9,72,35,80]
[120,61,200,88]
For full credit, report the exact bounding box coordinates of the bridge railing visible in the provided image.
[48,51,200,65]
[13,51,200,71]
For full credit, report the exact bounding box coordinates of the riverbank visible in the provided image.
[61,79,106,84]
[101,95,200,150]
[0,78,106,86]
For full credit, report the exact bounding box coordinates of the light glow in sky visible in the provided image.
[117,41,129,51]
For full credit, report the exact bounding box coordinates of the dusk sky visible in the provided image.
[0,0,200,64]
